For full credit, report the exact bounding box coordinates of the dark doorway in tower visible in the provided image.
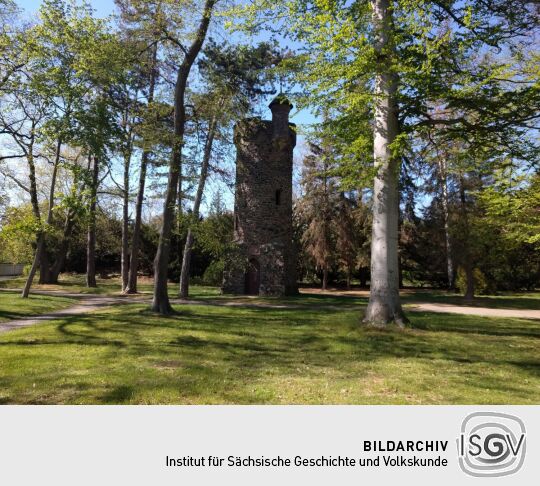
[245,258,260,295]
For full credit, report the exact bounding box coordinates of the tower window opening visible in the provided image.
[275,189,282,206]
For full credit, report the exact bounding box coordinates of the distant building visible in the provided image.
[0,263,24,277]
[222,95,298,296]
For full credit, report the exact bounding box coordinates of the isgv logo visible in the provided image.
[457,412,526,477]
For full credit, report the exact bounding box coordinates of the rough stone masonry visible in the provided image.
[222,95,298,296]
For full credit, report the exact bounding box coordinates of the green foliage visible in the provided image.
[12,0,130,163]
[0,0,23,93]
[298,162,335,279]
[0,206,39,264]
[194,211,234,261]
[202,260,225,286]
[297,138,371,285]
[230,0,540,185]
[480,170,540,249]
[199,39,283,113]
[456,267,490,296]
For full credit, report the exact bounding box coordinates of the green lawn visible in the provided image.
[2,274,538,310]
[0,291,75,323]
[0,274,220,298]
[0,294,538,404]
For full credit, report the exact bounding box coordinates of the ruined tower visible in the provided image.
[222,95,298,296]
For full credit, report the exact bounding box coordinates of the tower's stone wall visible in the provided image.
[222,98,297,296]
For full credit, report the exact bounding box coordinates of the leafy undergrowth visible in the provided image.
[0,296,538,404]
[0,291,74,323]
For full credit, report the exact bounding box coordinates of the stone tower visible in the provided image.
[222,95,298,296]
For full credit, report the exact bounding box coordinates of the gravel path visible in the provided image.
[408,302,540,320]
[0,295,135,333]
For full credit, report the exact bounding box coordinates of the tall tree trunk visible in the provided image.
[49,171,87,282]
[152,0,216,314]
[47,138,62,225]
[360,269,368,288]
[364,0,407,327]
[39,138,62,284]
[179,115,217,298]
[464,262,474,301]
[177,173,183,257]
[21,150,42,298]
[438,156,454,290]
[398,255,404,289]
[22,236,45,298]
[459,176,474,301]
[179,229,194,297]
[86,156,99,288]
[38,250,52,285]
[125,43,158,295]
[121,152,131,291]
[125,151,148,294]
[322,267,328,290]
[49,209,76,281]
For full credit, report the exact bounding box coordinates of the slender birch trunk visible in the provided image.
[459,176,474,300]
[364,0,407,326]
[125,151,148,294]
[21,147,42,298]
[86,156,99,288]
[179,115,217,298]
[121,151,131,291]
[47,138,62,226]
[438,156,454,290]
[125,44,158,294]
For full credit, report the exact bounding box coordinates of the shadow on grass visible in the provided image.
[0,292,74,323]
[0,298,539,404]
[101,385,134,403]
[411,311,540,338]
[0,311,32,321]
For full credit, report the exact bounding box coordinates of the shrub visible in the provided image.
[456,267,492,295]
[202,260,225,286]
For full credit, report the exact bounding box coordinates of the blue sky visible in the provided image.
[13,0,314,213]
[14,0,316,125]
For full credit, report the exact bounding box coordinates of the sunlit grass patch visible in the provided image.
[0,291,74,323]
[0,295,538,405]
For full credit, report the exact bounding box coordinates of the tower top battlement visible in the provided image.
[269,94,293,111]
[269,95,293,139]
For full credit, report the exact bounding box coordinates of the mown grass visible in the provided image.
[2,274,538,310]
[0,274,119,294]
[0,295,538,404]
[0,274,220,298]
[0,291,74,323]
